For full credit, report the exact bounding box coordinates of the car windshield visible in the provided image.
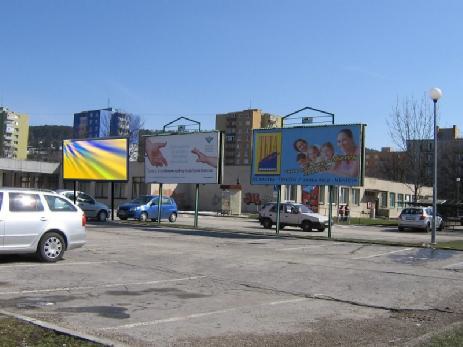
[130,196,153,205]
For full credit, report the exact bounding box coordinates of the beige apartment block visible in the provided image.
[216,109,281,166]
[0,107,29,160]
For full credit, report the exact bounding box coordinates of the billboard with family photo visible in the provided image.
[144,131,222,184]
[251,124,365,186]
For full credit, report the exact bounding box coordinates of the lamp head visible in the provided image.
[428,88,443,102]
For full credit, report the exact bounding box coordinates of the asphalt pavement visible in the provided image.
[0,220,462,346]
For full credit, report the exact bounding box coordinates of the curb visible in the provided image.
[106,220,460,250]
[0,309,122,347]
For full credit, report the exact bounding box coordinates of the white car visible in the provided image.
[398,207,443,232]
[0,188,86,262]
[56,190,110,222]
[259,202,329,232]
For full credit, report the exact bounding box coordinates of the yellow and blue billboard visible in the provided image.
[251,124,365,186]
[63,138,129,181]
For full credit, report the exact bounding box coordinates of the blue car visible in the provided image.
[117,195,178,222]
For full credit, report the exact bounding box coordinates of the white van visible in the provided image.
[0,188,86,262]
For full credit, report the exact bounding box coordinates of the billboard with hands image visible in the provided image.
[144,132,222,184]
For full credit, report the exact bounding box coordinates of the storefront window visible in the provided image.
[389,192,396,208]
[380,192,387,208]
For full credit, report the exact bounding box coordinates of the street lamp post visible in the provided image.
[457,178,461,203]
[428,87,442,244]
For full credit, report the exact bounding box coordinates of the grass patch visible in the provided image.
[0,315,102,347]
[435,240,463,250]
[336,218,398,226]
[423,324,463,346]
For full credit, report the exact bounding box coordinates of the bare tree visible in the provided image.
[387,95,434,201]
[99,111,144,160]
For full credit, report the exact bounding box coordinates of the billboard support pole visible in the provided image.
[157,183,163,224]
[111,182,115,221]
[73,180,77,204]
[276,185,281,235]
[327,113,335,238]
[194,184,199,228]
[328,186,333,238]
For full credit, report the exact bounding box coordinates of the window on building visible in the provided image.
[132,177,145,198]
[352,188,360,205]
[95,182,108,198]
[340,187,349,204]
[319,186,325,204]
[330,187,338,204]
[389,192,396,208]
[114,183,127,199]
[380,192,387,208]
[398,193,404,208]
[78,181,90,193]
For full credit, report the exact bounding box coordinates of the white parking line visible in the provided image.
[0,261,119,269]
[279,243,345,251]
[0,275,206,296]
[353,248,413,260]
[99,297,308,330]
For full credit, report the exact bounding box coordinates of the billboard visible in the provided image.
[63,138,129,181]
[144,131,222,184]
[251,124,365,186]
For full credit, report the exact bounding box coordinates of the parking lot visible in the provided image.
[1,221,463,346]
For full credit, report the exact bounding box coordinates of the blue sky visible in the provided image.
[1,0,461,149]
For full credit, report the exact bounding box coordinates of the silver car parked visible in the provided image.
[56,190,110,222]
[0,188,86,262]
[398,207,443,232]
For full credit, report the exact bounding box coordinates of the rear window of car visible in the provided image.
[402,209,422,215]
[44,195,77,212]
[9,193,44,212]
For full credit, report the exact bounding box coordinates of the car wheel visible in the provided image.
[302,221,312,232]
[398,226,404,232]
[97,210,107,222]
[119,216,127,220]
[151,218,157,222]
[139,212,148,222]
[317,225,325,232]
[37,232,65,262]
[169,212,177,223]
[279,224,286,230]
[262,218,272,229]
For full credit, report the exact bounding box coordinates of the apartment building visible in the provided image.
[406,125,463,200]
[73,108,130,139]
[0,107,29,159]
[216,109,282,166]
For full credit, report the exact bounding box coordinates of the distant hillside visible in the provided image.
[28,125,73,149]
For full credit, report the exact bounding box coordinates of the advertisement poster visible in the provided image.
[251,124,365,186]
[144,131,222,184]
[63,138,128,181]
[302,186,319,212]
[252,130,282,176]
